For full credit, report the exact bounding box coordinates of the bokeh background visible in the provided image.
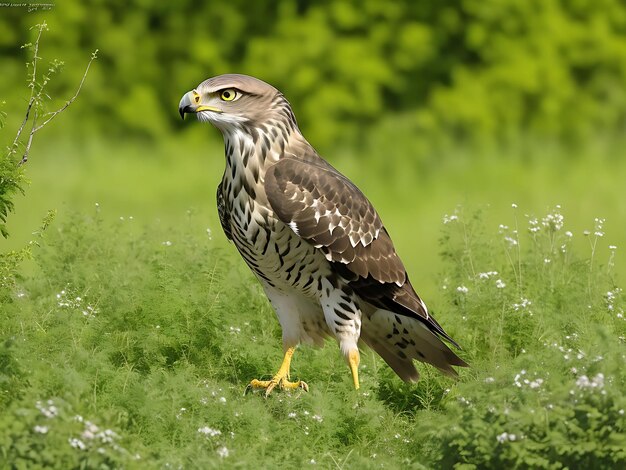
[2,0,626,294]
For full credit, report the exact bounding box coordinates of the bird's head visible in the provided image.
[179,74,292,133]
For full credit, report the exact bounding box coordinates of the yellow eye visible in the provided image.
[220,89,239,101]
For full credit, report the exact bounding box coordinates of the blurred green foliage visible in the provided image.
[1,0,626,151]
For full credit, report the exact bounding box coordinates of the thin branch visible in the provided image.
[32,50,98,134]
[19,48,98,166]
[11,22,46,154]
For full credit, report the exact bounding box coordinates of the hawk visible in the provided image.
[179,74,467,395]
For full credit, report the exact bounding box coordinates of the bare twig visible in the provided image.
[31,50,98,135]
[10,21,46,155]
[9,22,98,166]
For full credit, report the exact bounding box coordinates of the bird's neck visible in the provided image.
[222,122,305,177]
[220,123,305,206]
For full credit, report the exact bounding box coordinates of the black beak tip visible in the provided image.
[179,108,185,120]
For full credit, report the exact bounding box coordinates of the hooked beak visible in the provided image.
[178,90,222,120]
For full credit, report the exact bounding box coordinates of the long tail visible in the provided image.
[360,308,468,382]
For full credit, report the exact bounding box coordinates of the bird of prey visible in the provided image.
[179,74,467,395]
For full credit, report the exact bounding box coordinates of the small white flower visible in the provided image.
[443,214,459,224]
[288,412,297,418]
[495,279,506,289]
[68,437,86,450]
[219,397,226,403]
[575,373,605,390]
[217,446,229,458]
[311,414,323,423]
[456,285,469,294]
[609,245,617,250]
[496,432,517,443]
[504,236,518,246]
[565,231,573,237]
[511,203,517,208]
[484,377,495,383]
[33,425,49,434]
[478,271,498,280]
[162,241,172,246]
[198,426,221,437]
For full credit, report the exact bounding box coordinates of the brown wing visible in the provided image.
[265,157,405,284]
[264,157,459,346]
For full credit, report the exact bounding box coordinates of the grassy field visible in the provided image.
[1,133,626,468]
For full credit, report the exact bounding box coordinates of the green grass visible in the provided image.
[1,135,626,468]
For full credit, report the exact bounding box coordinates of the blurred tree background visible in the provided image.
[1,0,625,291]
[3,0,626,149]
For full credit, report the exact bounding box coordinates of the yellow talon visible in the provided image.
[348,349,360,390]
[245,347,309,397]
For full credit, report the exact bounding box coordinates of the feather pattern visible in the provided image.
[180,73,468,385]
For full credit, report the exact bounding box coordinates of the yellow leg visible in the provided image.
[348,350,360,390]
[246,347,309,397]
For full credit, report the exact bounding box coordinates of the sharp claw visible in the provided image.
[264,381,277,398]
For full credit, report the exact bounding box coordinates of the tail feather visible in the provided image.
[361,308,468,382]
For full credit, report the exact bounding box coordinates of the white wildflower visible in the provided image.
[542,210,564,231]
[197,426,221,437]
[162,241,172,246]
[68,437,86,450]
[33,425,49,434]
[528,218,540,233]
[478,271,498,280]
[36,400,59,419]
[495,279,506,289]
[512,298,532,311]
[496,432,517,443]
[456,285,469,294]
[504,236,518,246]
[565,231,573,237]
[216,446,229,458]
[575,373,604,390]
[443,214,458,224]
